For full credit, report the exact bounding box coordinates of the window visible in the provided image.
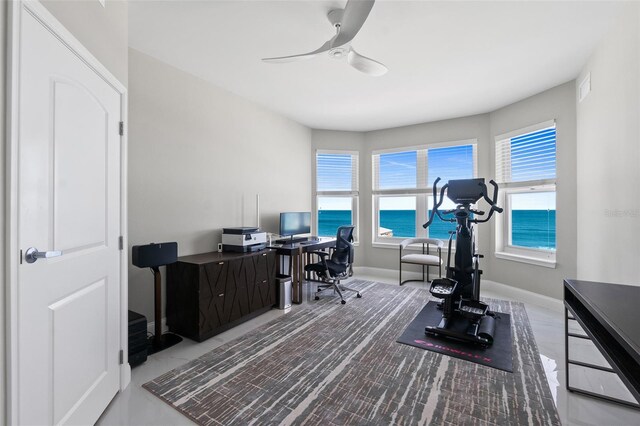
[495,121,557,266]
[315,151,359,240]
[372,141,477,244]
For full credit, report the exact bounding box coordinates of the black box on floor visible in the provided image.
[128,310,148,367]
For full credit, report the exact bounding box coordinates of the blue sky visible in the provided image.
[378,151,417,189]
[377,145,475,190]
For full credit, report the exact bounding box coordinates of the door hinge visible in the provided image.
[119,121,124,136]
[119,349,124,365]
[119,236,124,250]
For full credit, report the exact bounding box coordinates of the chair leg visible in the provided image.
[338,283,362,299]
[333,280,346,304]
[399,263,403,286]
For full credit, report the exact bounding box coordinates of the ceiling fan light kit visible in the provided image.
[262,0,388,77]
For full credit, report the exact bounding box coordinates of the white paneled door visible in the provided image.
[11,3,125,425]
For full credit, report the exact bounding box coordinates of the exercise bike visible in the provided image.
[422,177,503,347]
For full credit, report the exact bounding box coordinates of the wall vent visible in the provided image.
[579,73,591,102]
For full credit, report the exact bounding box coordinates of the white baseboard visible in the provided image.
[353,266,563,311]
[353,266,441,283]
[481,280,563,311]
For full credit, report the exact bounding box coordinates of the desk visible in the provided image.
[564,279,640,409]
[269,238,336,304]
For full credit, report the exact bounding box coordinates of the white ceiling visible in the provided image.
[129,1,624,132]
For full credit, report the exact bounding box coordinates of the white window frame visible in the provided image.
[372,140,477,246]
[314,149,359,243]
[494,121,557,268]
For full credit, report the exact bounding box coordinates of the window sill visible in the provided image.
[494,251,556,269]
[372,242,399,250]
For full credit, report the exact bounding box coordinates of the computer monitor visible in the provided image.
[279,212,311,238]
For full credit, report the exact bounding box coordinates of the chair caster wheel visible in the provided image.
[341,300,346,305]
[315,296,320,301]
[356,293,362,298]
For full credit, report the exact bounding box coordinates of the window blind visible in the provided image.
[496,126,556,184]
[373,143,476,191]
[427,145,476,186]
[372,150,420,190]
[316,153,358,192]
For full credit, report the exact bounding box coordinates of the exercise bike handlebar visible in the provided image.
[472,180,503,223]
[422,178,455,228]
[424,178,504,228]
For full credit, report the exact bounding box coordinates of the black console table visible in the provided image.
[564,279,640,409]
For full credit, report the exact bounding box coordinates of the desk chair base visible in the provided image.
[315,279,362,304]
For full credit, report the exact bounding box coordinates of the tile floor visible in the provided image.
[98,274,640,425]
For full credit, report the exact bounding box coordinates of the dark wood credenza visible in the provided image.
[166,250,277,342]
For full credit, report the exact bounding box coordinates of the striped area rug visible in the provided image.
[143,280,560,425]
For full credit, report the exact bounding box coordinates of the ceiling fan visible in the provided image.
[262,0,388,77]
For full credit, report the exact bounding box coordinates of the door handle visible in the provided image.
[25,247,63,264]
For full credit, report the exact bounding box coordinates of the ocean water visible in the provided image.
[318,209,556,249]
[318,210,354,237]
[512,210,556,249]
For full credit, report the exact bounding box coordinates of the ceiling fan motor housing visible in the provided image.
[327,9,344,27]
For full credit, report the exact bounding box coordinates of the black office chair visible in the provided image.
[305,225,361,304]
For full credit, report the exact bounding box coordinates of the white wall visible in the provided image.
[576,3,640,285]
[128,49,312,321]
[488,82,577,299]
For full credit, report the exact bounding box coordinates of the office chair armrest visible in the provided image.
[306,250,330,273]
[307,250,329,258]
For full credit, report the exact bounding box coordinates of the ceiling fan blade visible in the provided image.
[347,48,388,76]
[332,0,375,48]
[262,36,336,63]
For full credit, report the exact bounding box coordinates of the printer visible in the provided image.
[222,227,267,252]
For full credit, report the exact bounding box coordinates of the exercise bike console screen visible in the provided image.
[446,178,485,204]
